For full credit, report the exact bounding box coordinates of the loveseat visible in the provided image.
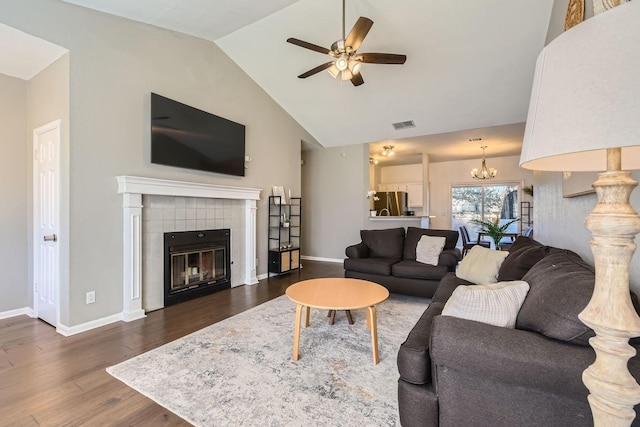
[344,227,460,298]
[397,236,640,426]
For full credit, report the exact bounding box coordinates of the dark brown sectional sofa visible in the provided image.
[396,236,640,427]
[343,227,460,298]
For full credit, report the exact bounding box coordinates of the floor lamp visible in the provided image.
[519,2,640,426]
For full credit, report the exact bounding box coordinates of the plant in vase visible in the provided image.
[367,190,380,216]
[471,217,519,250]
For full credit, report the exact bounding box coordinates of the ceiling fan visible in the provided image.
[286,0,407,87]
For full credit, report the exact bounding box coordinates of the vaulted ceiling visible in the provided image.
[5,0,556,162]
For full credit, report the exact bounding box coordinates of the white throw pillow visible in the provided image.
[416,235,446,266]
[456,245,509,284]
[442,281,530,328]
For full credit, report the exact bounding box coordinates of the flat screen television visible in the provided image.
[151,93,246,177]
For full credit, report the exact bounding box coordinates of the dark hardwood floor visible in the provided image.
[0,260,344,426]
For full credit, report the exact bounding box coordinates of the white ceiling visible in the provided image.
[5,0,555,162]
[0,24,68,80]
[215,0,554,151]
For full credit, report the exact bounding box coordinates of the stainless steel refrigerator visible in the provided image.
[374,191,408,216]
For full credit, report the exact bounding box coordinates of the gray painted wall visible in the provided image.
[1,0,317,326]
[532,171,640,295]
[301,144,367,261]
[0,73,28,313]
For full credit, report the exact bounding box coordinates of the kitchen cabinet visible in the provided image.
[406,183,423,207]
[379,183,407,192]
[378,182,423,207]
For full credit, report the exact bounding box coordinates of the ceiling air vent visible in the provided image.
[392,120,415,130]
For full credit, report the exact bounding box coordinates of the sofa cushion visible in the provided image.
[392,260,449,281]
[507,235,545,253]
[456,245,509,285]
[361,227,405,259]
[497,242,551,281]
[516,250,596,346]
[397,302,445,385]
[416,236,446,265]
[343,257,398,276]
[403,227,459,260]
[442,281,530,328]
[345,242,369,259]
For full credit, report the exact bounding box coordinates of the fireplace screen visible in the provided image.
[164,229,231,306]
[170,247,226,292]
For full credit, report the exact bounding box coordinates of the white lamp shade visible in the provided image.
[520,1,640,172]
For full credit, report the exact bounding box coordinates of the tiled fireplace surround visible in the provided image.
[117,176,261,321]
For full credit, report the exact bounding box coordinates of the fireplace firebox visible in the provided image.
[164,229,231,306]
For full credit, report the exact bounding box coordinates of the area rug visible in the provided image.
[107,294,428,426]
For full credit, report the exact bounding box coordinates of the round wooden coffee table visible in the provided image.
[285,278,389,364]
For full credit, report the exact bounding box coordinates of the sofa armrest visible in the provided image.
[430,315,593,398]
[438,249,460,270]
[345,242,370,259]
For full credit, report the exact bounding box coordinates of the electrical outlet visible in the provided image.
[86,291,96,304]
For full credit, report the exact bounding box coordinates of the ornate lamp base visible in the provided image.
[579,150,640,426]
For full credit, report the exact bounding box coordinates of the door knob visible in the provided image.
[44,234,57,242]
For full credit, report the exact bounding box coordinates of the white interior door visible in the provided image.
[33,120,61,327]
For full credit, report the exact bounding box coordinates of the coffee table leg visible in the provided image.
[367,306,379,365]
[293,304,303,361]
[305,306,310,327]
[329,310,336,325]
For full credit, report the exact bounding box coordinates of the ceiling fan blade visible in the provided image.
[358,53,407,64]
[351,73,364,87]
[287,38,332,55]
[298,62,334,79]
[345,17,374,51]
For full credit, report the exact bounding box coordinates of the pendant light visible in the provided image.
[471,146,497,180]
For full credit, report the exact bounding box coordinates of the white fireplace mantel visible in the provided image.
[116,175,262,322]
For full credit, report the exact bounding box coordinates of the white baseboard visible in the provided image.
[301,255,344,264]
[0,307,35,320]
[56,313,124,337]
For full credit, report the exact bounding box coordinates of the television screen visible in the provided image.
[151,93,246,177]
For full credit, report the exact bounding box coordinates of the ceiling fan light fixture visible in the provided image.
[327,64,339,78]
[471,146,497,180]
[340,69,353,80]
[328,61,353,80]
[348,59,362,74]
[336,54,349,71]
[382,145,395,156]
[286,0,406,87]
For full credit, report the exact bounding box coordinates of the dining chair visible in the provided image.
[459,225,491,259]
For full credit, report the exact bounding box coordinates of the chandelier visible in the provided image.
[471,146,497,180]
[382,145,395,156]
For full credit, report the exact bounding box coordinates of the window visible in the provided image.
[452,184,519,246]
